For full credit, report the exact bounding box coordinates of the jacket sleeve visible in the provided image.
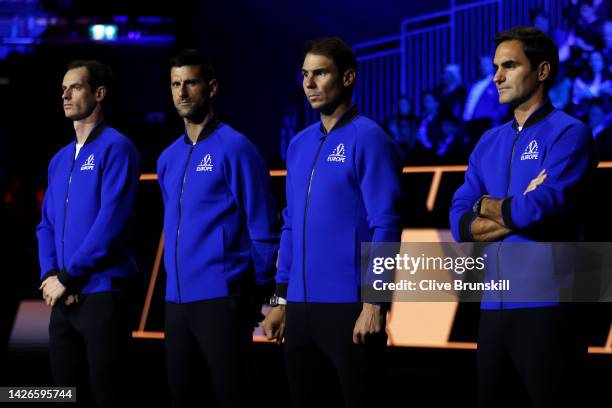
[36,159,59,280]
[275,168,293,298]
[501,123,595,230]
[225,139,280,289]
[355,128,403,243]
[58,142,142,290]
[449,146,487,242]
[355,127,403,297]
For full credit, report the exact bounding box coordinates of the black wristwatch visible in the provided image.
[473,195,486,217]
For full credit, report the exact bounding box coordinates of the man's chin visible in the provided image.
[65,113,84,121]
[175,106,190,116]
[498,96,511,105]
[308,101,323,111]
[177,110,210,124]
[176,105,207,120]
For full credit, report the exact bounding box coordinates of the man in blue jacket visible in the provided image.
[37,60,142,407]
[158,50,279,408]
[263,37,403,408]
[449,28,594,407]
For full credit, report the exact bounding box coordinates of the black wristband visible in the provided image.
[473,195,486,217]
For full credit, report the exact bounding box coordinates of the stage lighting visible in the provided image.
[89,24,118,41]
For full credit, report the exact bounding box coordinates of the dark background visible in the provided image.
[1,1,610,406]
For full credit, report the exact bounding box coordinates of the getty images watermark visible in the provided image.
[361,242,612,303]
[371,252,511,291]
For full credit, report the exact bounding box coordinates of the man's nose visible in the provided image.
[179,84,188,98]
[304,76,316,89]
[493,70,504,84]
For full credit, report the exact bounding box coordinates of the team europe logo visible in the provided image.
[327,143,346,163]
[196,153,213,172]
[520,140,539,161]
[80,154,95,171]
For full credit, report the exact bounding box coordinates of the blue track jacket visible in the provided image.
[157,117,280,303]
[275,106,403,303]
[449,101,596,309]
[37,123,142,293]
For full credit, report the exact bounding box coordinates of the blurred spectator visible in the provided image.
[436,115,469,163]
[531,8,573,62]
[572,51,612,106]
[589,99,612,159]
[435,64,466,119]
[416,92,443,155]
[385,95,418,161]
[590,99,610,138]
[415,92,470,163]
[531,9,551,35]
[602,20,612,75]
[463,56,508,139]
[573,0,603,51]
[550,63,574,111]
[593,0,611,23]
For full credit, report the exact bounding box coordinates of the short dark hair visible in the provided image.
[494,27,559,90]
[169,49,216,82]
[304,37,357,90]
[66,59,115,98]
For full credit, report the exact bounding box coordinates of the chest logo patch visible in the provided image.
[327,143,346,163]
[80,154,95,171]
[520,140,539,161]
[196,153,213,172]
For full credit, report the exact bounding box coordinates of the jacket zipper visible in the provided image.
[303,137,326,302]
[497,127,520,307]
[507,128,520,196]
[175,144,195,303]
[61,148,77,268]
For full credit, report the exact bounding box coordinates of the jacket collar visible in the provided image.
[318,104,359,138]
[78,121,106,146]
[182,115,221,144]
[512,99,554,131]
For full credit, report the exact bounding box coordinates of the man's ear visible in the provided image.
[343,68,356,88]
[95,86,107,103]
[537,61,551,84]
[208,79,218,98]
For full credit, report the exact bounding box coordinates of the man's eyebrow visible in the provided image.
[501,59,518,67]
[62,82,84,88]
[171,78,200,83]
[302,67,326,73]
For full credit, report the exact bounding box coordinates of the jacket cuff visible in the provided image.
[275,283,288,298]
[364,301,391,312]
[501,197,517,230]
[41,268,59,281]
[57,268,88,292]
[459,210,475,242]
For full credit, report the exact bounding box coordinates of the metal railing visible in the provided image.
[349,0,571,121]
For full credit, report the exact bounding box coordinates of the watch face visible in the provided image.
[473,197,483,215]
